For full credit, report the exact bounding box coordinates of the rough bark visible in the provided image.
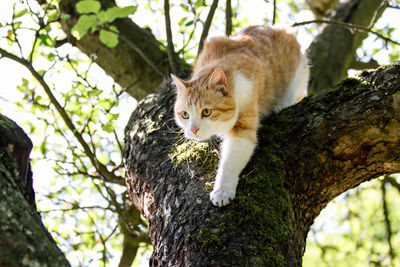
[0,114,70,266]
[306,0,386,94]
[58,0,189,100]
[124,64,400,266]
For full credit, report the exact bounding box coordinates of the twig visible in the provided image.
[11,4,24,58]
[292,19,400,46]
[39,205,108,213]
[197,0,219,55]
[272,0,277,25]
[0,48,121,184]
[164,0,178,74]
[225,0,232,36]
[383,175,400,193]
[368,0,388,29]
[388,1,400,9]
[381,178,395,262]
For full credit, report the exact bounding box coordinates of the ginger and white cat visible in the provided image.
[172,25,309,207]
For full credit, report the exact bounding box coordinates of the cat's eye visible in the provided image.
[181,111,189,119]
[202,108,212,117]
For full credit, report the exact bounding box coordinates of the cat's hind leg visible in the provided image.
[280,54,309,110]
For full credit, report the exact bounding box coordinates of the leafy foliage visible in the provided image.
[0,0,147,265]
[71,0,137,47]
[304,177,400,266]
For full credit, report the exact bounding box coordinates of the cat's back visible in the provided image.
[235,25,301,60]
[195,25,300,69]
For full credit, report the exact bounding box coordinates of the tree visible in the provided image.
[0,114,70,266]
[0,0,399,265]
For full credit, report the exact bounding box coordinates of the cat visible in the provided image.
[171,25,309,207]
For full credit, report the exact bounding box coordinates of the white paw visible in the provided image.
[210,188,236,207]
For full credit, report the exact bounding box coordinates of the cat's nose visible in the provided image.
[191,127,199,135]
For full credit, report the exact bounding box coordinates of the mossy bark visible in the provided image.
[124,64,400,266]
[0,114,70,266]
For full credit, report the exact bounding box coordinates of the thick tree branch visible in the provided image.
[281,64,400,232]
[305,0,389,94]
[124,64,400,266]
[104,28,165,77]
[0,115,70,266]
[57,0,189,99]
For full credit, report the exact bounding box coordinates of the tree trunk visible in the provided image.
[124,64,400,266]
[306,0,386,94]
[0,114,70,266]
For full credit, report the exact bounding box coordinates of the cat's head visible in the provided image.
[172,68,237,141]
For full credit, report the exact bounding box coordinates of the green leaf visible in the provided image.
[99,29,119,48]
[47,9,59,21]
[102,121,116,133]
[195,0,204,8]
[185,20,194,27]
[40,141,47,155]
[106,113,119,120]
[71,14,98,40]
[13,21,22,29]
[97,6,137,23]
[98,98,112,110]
[76,0,101,14]
[37,70,46,76]
[14,9,29,19]
[17,77,29,92]
[87,88,103,97]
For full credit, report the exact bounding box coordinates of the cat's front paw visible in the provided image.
[210,188,236,207]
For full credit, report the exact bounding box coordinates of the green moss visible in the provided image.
[169,139,219,180]
[197,114,294,266]
[336,76,373,92]
[143,118,161,134]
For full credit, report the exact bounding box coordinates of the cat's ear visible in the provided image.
[171,74,188,92]
[209,68,227,95]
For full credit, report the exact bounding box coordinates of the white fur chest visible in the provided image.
[233,72,253,110]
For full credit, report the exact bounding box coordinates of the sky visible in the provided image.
[0,0,399,266]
